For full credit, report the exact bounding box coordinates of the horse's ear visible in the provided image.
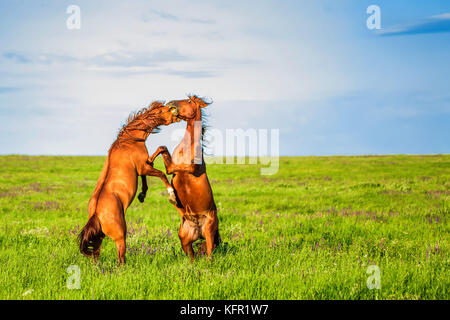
[199,97,212,108]
[189,94,211,108]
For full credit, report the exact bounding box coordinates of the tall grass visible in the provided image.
[0,155,448,299]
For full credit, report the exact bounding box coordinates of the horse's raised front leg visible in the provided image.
[140,163,177,204]
[149,146,196,175]
[138,175,148,203]
[148,146,168,165]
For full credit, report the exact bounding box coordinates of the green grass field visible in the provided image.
[0,155,448,299]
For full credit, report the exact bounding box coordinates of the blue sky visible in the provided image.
[0,0,449,156]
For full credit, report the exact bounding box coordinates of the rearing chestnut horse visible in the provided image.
[148,96,221,261]
[78,101,179,264]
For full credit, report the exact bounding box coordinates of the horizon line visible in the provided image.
[0,153,448,157]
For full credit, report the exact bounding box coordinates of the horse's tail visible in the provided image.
[78,214,104,257]
[88,153,110,217]
[80,153,109,257]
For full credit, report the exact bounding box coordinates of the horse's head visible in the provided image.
[164,95,211,121]
[152,103,183,125]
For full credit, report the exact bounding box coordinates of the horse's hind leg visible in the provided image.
[100,214,127,264]
[114,237,126,264]
[202,213,219,260]
[178,220,197,262]
[180,238,194,262]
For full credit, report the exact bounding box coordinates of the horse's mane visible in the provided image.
[114,101,166,146]
[200,108,210,154]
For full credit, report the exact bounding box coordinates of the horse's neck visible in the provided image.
[182,108,202,143]
[174,112,202,163]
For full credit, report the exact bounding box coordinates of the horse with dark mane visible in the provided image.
[148,95,221,261]
[78,101,179,264]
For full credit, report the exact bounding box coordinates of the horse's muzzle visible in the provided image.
[166,101,180,121]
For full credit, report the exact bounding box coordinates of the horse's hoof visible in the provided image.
[138,192,146,203]
[168,193,177,205]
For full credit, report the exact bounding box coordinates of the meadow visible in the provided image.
[0,154,448,300]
